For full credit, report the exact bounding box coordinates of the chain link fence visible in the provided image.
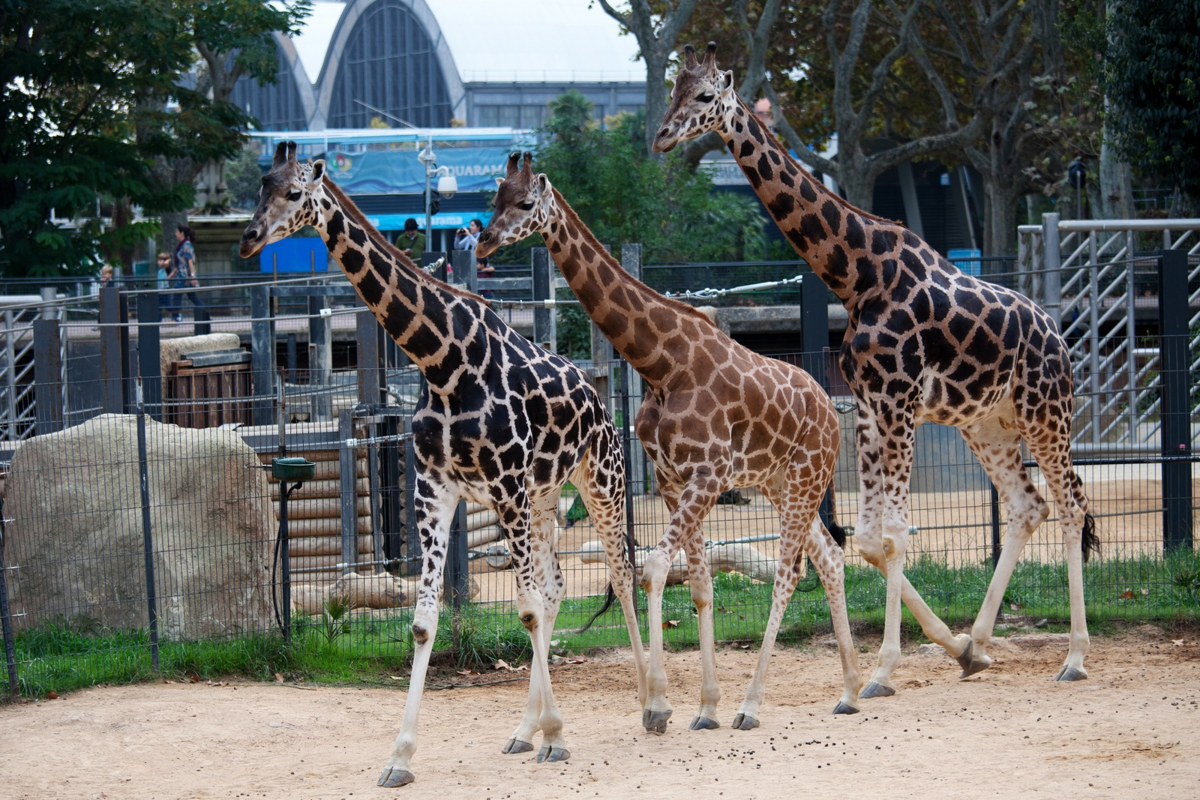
[0,247,1196,697]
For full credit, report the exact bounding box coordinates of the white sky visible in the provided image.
[291,0,645,84]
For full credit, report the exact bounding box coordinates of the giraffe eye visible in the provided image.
[519,201,535,211]
[287,190,302,201]
[697,92,715,102]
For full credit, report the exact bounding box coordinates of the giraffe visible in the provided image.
[239,141,648,787]
[477,152,861,733]
[653,44,1098,697]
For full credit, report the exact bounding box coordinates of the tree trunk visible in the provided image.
[983,180,1019,257]
[837,153,876,213]
[642,50,670,157]
[1099,126,1134,220]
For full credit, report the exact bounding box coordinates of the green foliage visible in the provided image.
[533,91,769,265]
[0,0,309,278]
[1106,0,1200,202]
[224,142,264,211]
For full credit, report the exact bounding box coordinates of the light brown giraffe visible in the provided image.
[654,44,1098,696]
[239,142,648,787]
[477,152,861,733]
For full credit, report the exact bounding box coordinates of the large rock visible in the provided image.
[5,414,276,639]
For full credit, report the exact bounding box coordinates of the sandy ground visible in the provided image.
[2,628,1197,800]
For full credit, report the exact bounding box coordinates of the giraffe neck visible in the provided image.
[318,181,480,385]
[543,188,715,387]
[722,97,899,307]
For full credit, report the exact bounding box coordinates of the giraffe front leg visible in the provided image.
[685,535,721,731]
[378,483,453,788]
[641,545,675,734]
[503,501,561,755]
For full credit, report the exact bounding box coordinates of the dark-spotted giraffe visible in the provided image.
[239,142,648,787]
[654,44,1098,696]
[477,152,861,733]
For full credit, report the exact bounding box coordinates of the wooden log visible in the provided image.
[708,543,778,584]
[278,516,373,537]
[269,495,372,520]
[577,541,688,585]
[288,534,376,557]
[330,572,407,609]
[269,477,369,500]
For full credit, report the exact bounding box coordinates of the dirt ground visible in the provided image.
[2,627,1197,800]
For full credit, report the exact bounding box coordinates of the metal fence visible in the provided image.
[0,236,1197,696]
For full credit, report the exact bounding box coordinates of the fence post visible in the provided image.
[532,247,554,352]
[193,306,211,337]
[338,408,358,576]
[1158,249,1193,552]
[356,309,384,407]
[251,284,276,425]
[403,416,419,577]
[445,501,469,608]
[308,290,332,420]
[135,293,163,422]
[32,319,63,435]
[0,501,19,695]
[99,286,130,413]
[1040,212,1062,330]
[619,245,647,494]
[798,276,837,531]
[135,380,160,671]
[451,250,475,293]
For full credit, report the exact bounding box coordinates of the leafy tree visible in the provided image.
[1105,0,1200,209]
[532,90,767,265]
[0,0,191,278]
[139,0,310,248]
[224,141,264,211]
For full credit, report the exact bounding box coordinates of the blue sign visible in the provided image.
[366,211,493,231]
[948,248,982,276]
[260,237,329,273]
[324,148,511,195]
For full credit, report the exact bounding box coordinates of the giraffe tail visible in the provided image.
[827,519,847,549]
[577,518,638,634]
[1070,469,1099,562]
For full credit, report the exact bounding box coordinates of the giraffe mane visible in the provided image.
[322,178,487,303]
[732,96,901,228]
[551,189,720,332]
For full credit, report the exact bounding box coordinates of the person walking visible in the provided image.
[172,224,205,322]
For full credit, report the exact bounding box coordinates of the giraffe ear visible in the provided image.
[719,70,734,93]
[309,159,326,185]
[534,173,550,197]
[495,176,505,188]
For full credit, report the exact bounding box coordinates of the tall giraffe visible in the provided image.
[239,142,648,787]
[477,152,861,733]
[654,44,1098,696]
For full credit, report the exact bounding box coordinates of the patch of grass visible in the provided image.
[7,551,1198,698]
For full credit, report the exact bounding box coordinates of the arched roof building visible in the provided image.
[232,0,645,132]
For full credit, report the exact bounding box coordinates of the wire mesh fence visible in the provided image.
[0,248,1197,698]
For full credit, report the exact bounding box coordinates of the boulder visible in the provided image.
[5,413,275,639]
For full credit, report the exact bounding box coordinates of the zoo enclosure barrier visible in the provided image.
[0,243,1197,696]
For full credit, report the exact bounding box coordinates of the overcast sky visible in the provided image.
[291,0,645,84]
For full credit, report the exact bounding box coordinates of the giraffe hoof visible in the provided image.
[537,744,570,763]
[1055,665,1087,682]
[642,708,672,734]
[832,702,859,715]
[689,715,720,730]
[377,767,415,788]
[956,641,993,678]
[860,682,895,699]
[731,713,759,730]
[502,737,535,755]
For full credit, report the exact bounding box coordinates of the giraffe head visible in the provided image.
[475,152,554,259]
[652,42,735,154]
[239,141,328,258]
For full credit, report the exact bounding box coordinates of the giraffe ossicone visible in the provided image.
[479,150,862,733]
[655,45,1097,695]
[240,141,649,788]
